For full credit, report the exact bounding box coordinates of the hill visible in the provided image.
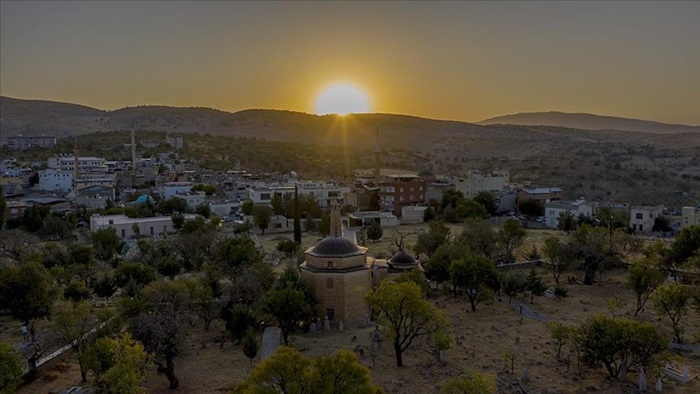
[479,111,699,134]
[0,96,486,148]
[2,96,699,206]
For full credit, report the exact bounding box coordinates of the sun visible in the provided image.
[314,82,371,115]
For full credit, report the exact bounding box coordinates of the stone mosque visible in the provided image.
[300,206,423,327]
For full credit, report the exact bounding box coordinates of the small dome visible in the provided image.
[135,194,154,204]
[389,251,417,266]
[309,237,361,257]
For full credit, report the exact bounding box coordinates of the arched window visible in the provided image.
[326,278,334,289]
[327,261,334,268]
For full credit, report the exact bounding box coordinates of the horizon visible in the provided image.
[1,2,699,124]
[3,94,700,127]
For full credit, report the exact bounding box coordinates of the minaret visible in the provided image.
[374,127,381,184]
[73,138,80,180]
[131,130,137,176]
[330,205,342,237]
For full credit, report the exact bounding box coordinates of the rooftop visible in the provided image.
[307,236,363,258]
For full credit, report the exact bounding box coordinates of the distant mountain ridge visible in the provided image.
[479,111,698,134]
[0,96,487,146]
[1,97,698,146]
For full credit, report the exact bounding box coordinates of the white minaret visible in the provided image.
[73,138,80,180]
[374,127,381,184]
[131,130,136,175]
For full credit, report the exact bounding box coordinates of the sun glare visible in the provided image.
[314,83,371,116]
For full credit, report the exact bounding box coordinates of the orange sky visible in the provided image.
[1,2,699,124]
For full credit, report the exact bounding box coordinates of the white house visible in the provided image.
[454,170,509,198]
[37,169,74,192]
[296,181,350,207]
[347,211,400,227]
[210,201,238,217]
[629,205,664,234]
[545,199,593,229]
[175,190,207,209]
[48,156,106,173]
[162,182,193,200]
[401,206,426,224]
[90,213,197,239]
[681,206,700,229]
[248,187,273,204]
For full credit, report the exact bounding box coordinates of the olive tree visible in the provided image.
[651,282,694,343]
[577,315,665,378]
[626,258,665,316]
[366,281,448,367]
[449,256,499,312]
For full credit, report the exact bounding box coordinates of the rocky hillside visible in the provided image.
[479,111,699,134]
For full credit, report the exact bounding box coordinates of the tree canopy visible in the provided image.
[577,315,665,378]
[235,346,382,394]
[0,262,57,323]
[366,281,448,367]
[0,341,24,393]
[449,256,499,311]
[86,333,148,394]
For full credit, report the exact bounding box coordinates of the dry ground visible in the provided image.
[5,229,699,393]
[9,269,700,394]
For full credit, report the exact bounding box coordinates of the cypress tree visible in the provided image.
[293,183,301,244]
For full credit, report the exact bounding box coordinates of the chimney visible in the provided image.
[330,205,342,237]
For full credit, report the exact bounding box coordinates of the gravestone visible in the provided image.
[309,322,317,333]
[638,367,647,392]
[338,320,344,331]
[324,316,331,332]
[438,349,446,363]
[655,377,662,393]
[682,366,689,383]
[364,313,370,326]
[619,361,628,379]
[261,327,281,360]
[522,367,530,383]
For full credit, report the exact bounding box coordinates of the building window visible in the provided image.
[150,227,154,235]
[635,213,643,220]
[326,278,334,289]
[109,220,114,225]
[121,229,125,237]
[327,261,334,268]
[639,224,643,232]
[326,308,335,320]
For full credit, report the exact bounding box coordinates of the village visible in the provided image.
[1,130,699,394]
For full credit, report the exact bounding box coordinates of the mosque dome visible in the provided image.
[135,194,154,204]
[389,251,417,266]
[309,236,361,257]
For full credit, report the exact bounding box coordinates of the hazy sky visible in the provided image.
[1,1,699,124]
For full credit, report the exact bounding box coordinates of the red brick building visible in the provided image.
[379,175,426,218]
